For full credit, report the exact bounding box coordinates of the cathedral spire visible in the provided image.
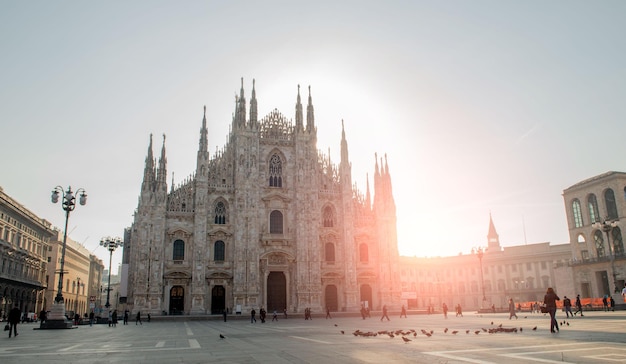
[235,77,246,128]
[306,85,315,132]
[249,78,258,127]
[199,105,208,153]
[340,119,349,168]
[142,133,156,192]
[157,134,167,190]
[366,173,371,209]
[295,84,303,132]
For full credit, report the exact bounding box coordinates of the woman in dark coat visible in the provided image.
[544,287,560,333]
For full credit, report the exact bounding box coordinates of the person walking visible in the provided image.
[544,287,560,333]
[325,307,332,319]
[260,307,266,323]
[39,309,47,325]
[123,310,129,325]
[380,305,390,321]
[442,303,448,319]
[250,308,256,323]
[602,295,609,311]
[508,298,518,320]
[610,296,615,311]
[400,305,407,318]
[112,310,118,327]
[574,294,584,316]
[360,305,367,320]
[7,304,20,338]
[456,304,463,317]
[89,311,94,326]
[563,296,573,318]
[136,311,142,325]
[272,309,278,322]
[108,310,113,327]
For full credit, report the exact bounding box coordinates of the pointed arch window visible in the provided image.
[588,194,599,224]
[214,201,226,224]
[323,206,334,227]
[173,239,185,260]
[359,243,369,263]
[214,240,225,261]
[572,199,583,228]
[594,230,605,258]
[605,189,618,220]
[612,227,624,257]
[270,210,283,234]
[269,154,283,187]
[325,242,335,263]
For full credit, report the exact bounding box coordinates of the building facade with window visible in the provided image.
[0,186,55,318]
[563,171,626,301]
[125,80,400,315]
[398,215,572,311]
[42,231,95,317]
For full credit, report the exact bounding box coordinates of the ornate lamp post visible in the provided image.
[592,218,619,295]
[100,237,123,311]
[41,186,87,329]
[472,247,487,306]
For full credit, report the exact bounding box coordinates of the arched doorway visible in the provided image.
[360,284,373,309]
[325,285,338,311]
[211,285,226,314]
[169,286,184,315]
[267,272,286,312]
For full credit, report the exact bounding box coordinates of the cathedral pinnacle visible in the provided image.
[295,84,303,131]
[306,85,315,132]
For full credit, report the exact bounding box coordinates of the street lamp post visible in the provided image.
[41,186,87,329]
[593,218,619,295]
[472,247,487,306]
[100,237,123,312]
[73,277,84,316]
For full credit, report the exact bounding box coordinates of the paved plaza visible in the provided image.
[2,310,626,363]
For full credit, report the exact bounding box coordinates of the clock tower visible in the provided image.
[487,213,501,252]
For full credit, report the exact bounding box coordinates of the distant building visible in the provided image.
[563,171,626,300]
[124,80,401,316]
[43,231,95,316]
[399,215,571,310]
[0,186,55,317]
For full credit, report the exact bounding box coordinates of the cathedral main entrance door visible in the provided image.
[325,285,338,311]
[169,286,184,315]
[267,271,286,312]
[211,285,226,314]
[360,284,372,309]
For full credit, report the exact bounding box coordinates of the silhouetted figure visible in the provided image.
[563,296,573,318]
[508,298,518,320]
[442,303,448,319]
[380,305,390,321]
[250,308,256,323]
[456,304,463,317]
[326,307,332,319]
[544,287,560,333]
[8,304,20,338]
[123,310,129,325]
[574,294,584,316]
[400,305,407,318]
[136,311,142,325]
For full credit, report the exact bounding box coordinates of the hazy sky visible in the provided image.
[2,1,625,270]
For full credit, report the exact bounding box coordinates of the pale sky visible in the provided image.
[2,1,625,270]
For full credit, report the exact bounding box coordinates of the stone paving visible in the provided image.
[2,309,626,363]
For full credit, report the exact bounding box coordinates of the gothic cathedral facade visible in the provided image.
[125,79,401,315]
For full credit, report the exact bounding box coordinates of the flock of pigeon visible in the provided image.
[340,320,571,343]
